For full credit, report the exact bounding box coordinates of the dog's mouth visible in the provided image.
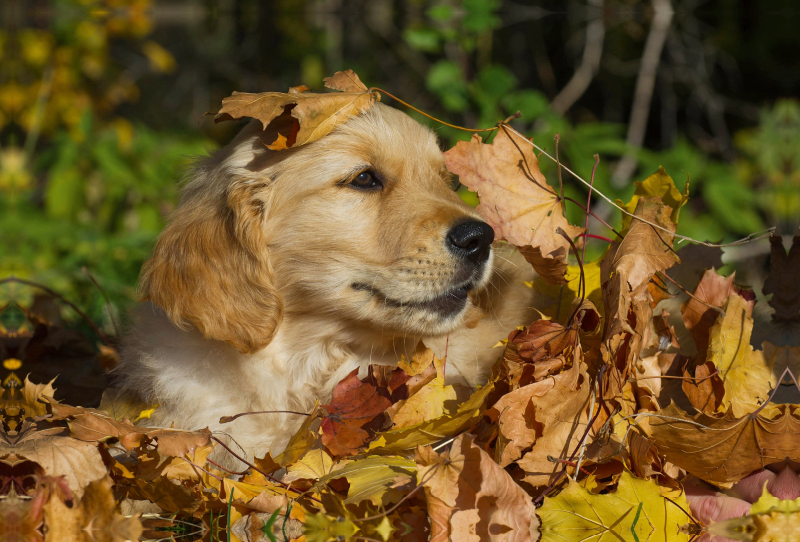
[352,282,474,317]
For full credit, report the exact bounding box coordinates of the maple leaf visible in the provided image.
[321,369,391,457]
[648,402,800,485]
[707,294,772,416]
[681,360,725,414]
[0,424,107,498]
[538,470,690,542]
[213,69,376,150]
[443,126,584,284]
[416,434,538,542]
[681,268,755,356]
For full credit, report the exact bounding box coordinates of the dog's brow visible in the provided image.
[338,164,373,183]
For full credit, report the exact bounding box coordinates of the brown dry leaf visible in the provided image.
[707,294,772,416]
[489,357,582,467]
[51,400,213,457]
[323,68,369,93]
[514,361,594,486]
[416,434,538,542]
[214,70,376,150]
[648,402,800,485]
[763,233,800,323]
[681,268,755,356]
[1,425,106,497]
[321,369,391,457]
[42,475,142,542]
[443,126,584,284]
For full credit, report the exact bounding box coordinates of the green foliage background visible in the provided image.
[1,0,798,335]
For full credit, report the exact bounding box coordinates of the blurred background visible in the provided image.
[1,0,799,336]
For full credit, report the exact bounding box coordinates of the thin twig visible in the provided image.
[356,463,441,523]
[634,370,718,382]
[534,364,607,505]
[220,410,311,424]
[82,267,121,337]
[555,133,566,217]
[582,154,602,263]
[183,457,224,482]
[580,233,613,243]
[0,276,112,345]
[564,197,624,239]
[210,436,322,503]
[369,88,499,133]
[502,124,776,248]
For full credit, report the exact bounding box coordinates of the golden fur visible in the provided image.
[115,104,538,465]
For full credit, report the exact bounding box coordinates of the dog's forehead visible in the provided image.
[322,104,445,174]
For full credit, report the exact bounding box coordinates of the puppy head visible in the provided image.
[140,103,494,353]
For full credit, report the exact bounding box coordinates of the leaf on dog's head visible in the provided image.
[323,69,368,93]
[321,369,391,457]
[213,70,377,151]
[443,126,584,284]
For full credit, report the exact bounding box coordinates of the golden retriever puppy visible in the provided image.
[115,103,538,463]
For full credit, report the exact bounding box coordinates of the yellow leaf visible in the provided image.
[391,355,458,428]
[619,166,689,234]
[708,486,800,542]
[368,382,494,453]
[283,449,346,483]
[529,260,604,324]
[318,456,416,506]
[274,403,321,466]
[213,70,377,150]
[707,294,772,416]
[538,470,690,542]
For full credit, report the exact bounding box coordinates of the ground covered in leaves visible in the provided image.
[2,71,799,542]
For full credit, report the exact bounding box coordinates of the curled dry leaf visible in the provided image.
[443,126,584,284]
[601,196,680,398]
[213,69,376,150]
[416,434,538,542]
[648,402,800,486]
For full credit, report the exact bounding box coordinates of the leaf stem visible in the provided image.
[582,155,601,263]
[219,410,312,424]
[369,87,500,133]
[501,124,776,248]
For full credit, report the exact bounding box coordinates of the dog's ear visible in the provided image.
[139,180,282,354]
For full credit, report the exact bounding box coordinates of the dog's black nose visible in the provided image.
[446,220,494,264]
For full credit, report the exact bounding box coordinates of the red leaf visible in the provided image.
[320,369,392,456]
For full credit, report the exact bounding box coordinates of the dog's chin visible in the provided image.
[351,280,485,336]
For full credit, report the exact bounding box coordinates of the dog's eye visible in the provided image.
[349,170,382,190]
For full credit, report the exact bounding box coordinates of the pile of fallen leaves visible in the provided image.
[2,70,800,542]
